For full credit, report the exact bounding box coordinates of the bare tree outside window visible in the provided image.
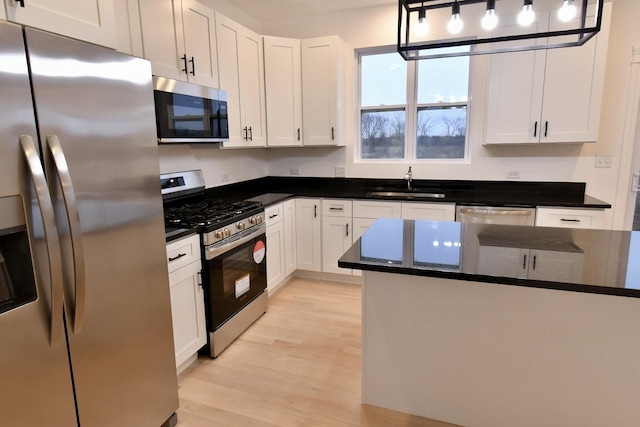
[361,109,405,159]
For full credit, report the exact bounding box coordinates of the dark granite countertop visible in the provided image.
[203,177,610,209]
[338,218,639,298]
[165,227,198,243]
[245,193,294,207]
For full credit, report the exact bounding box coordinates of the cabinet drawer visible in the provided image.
[166,234,200,273]
[353,200,401,219]
[322,199,352,217]
[401,202,456,221]
[265,203,284,227]
[535,207,605,229]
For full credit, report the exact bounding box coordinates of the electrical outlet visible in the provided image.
[595,154,612,168]
[289,167,301,176]
[335,166,345,178]
[221,174,229,183]
[506,170,521,179]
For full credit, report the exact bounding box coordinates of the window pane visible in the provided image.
[361,109,405,159]
[416,106,466,159]
[361,53,407,107]
[417,46,469,104]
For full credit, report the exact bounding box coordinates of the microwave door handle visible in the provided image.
[19,135,65,346]
[46,135,86,334]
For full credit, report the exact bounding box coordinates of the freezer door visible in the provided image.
[0,21,77,427]
[25,28,179,426]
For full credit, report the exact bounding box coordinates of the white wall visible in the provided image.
[158,144,268,188]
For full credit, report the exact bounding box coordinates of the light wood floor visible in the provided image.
[175,278,459,427]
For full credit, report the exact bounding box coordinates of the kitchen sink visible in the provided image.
[366,191,445,199]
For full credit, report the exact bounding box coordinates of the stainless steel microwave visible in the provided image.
[152,76,229,144]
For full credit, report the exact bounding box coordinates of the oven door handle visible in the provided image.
[205,224,266,260]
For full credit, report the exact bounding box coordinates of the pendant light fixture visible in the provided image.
[447,1,464,34]
[481,0,498,31]
[397,0,604,60]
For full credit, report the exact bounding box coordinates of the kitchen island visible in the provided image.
[338,219,640,427]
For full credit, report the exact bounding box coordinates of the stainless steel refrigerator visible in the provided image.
[0,21,179,426]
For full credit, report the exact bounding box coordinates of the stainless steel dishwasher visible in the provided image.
[456,206,536,225]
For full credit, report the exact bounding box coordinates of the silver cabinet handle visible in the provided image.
[46,135,86,334]
[19,135,64,346]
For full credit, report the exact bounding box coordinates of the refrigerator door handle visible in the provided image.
[19,135,65,346]
[46,135,86,334]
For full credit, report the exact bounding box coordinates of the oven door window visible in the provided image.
[206,234,267,330]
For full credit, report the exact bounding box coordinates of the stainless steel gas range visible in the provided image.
[161,170,267,358]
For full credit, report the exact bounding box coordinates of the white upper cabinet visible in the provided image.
[264,36,303,147]
[216,12,266,148]
[301,36,345,147]
[484,3,611,144]
[3,0,116,48]
[138,0,218,88]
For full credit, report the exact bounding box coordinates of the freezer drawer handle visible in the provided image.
[168,253,187,262]
[19,135,64,346]
[47,135,87,334]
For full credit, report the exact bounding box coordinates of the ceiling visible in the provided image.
[227,0,397,23]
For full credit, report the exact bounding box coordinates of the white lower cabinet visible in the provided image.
[322,199,353,274]
[478,245,584,284]
[266,203,285,294]
[535,207,605,229]
[295,198,322,272]
[401,202,456,221]
[283,199,297,276]
[166,234,206,369]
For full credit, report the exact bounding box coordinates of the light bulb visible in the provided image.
[481,9,498,31]
[558,0,577,22]
[447,1,463,34]
[415,9,429,37]
[517,1,535,26]
[447,14,463,34]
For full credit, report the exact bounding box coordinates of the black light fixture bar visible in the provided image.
[398,0,604,60]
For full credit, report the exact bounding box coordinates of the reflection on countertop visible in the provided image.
[339,218,639,298]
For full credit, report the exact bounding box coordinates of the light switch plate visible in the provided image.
[595,154,613,168]
[335,166,345,178]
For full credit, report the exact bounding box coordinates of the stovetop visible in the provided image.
[164,198,263,230]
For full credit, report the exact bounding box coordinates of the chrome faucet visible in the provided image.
[404,166,413,190]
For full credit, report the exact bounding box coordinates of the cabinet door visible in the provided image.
[239,28,267,147]
[168,260,206,368]
[4,0,116,48]
[139,0,185,81]
[283,199,297,276]
[528,250,584,283]
[351,217,377,277]
[478,246,530,279]
[301,36,344,146]
[264,36,303,147]
[322,216,352,275]
[266,221,285,294]
[295,198,322,272]
[216,13,244,147]
[401,202,456,221]
[484,15,546,145]
[181,0,219,88]
[540,5,610,143]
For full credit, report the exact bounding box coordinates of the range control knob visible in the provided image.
[249,215,263,224]
[214,230,224,239]
[237,222,246,230]
[223,228,231,237]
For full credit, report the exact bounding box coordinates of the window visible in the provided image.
[359,46,470,161]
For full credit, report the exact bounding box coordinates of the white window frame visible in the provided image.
[357,46,471,163]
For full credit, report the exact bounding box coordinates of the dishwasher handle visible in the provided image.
[457,208,533,216]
